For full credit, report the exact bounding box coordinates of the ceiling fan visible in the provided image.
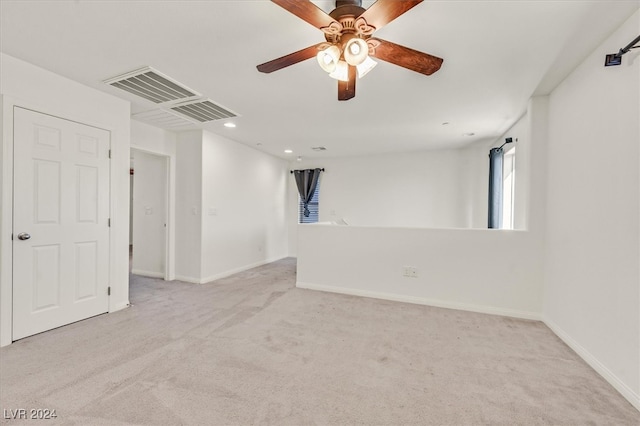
[256,0,443,101]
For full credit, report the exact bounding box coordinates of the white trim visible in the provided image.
[131,269,165,279]
[296,282,542,321]
[175,257,288,285]
[110,302,130,312]
[0,96,14,347]
[174,275,201,284]
[544,318,640,412]
[199,256,288,284]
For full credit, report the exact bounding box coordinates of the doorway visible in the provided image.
[129,149,169,280]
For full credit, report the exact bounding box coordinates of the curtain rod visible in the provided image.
[290,168,325,174]
[495,137,516,151]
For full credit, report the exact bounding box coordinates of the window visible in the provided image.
[502,147,516,229]
[299,180,320,224]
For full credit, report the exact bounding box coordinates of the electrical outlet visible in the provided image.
[402,266,418,278]
[409,267,418,278]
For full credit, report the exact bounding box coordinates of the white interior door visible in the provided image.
[12,107,110,340]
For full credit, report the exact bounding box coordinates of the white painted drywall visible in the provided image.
[131,120,177,156]
[130,120,177,280]
[287,137,540,256]
[302,150,473,227]
[297,225,543,319]
[287,149,476,256]
[200,130,289,282]
[0,53,131,346]
[294,98,547,317]
[131,150,168,278]
[543,9,640,407]
[175,131,203,283]
[172,130,289,283]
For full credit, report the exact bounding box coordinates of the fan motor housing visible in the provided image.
[329,5,366,21]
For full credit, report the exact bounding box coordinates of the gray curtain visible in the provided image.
[488,148,503,229]
[293,168,322,217]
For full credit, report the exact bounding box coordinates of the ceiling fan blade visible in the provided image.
[257,43,324,74]
[369,37,443,75]
[338,65,356,101]
[272,0,337,29]
[359,0,423,30]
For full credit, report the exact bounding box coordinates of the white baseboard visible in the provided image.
[200,256,287,284]
[131,269,165,279]
[544,318,640,412]
[109,302,130,312]
[296,282,541,321]
[174,257,288,285]
[174,275,201,284]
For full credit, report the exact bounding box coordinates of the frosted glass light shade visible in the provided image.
[329,60,350,82]
[356,56,377,78]
[316,45,341,73]
[344,37,369,66]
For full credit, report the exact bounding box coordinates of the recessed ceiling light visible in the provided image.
[224,122,236,128]
[442,122,450,125]
[284,149,293,154]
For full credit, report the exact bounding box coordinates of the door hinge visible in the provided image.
[108,149,111,159]
[10,234,13,241]
[107,286,111,296]
[108,218,111,227]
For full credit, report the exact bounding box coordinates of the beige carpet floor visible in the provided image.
[1,258,638,425]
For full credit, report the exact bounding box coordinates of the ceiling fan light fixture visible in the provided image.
[344,37,369,66]
[317,45,341,73]
[329,60,350,82]
[356,56,377,78]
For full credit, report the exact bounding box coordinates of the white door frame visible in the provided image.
[129,147,174,281]
[0,97,124,347]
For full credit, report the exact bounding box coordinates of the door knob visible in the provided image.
[17,232,31,240]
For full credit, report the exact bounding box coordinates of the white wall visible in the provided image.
[172,130,289,283]
[287,150,475,255]
[297,150,472,227]
[543,9,640,408]
[200,131,289,282]
[287,128,539,256]
[131,150,168,278]
[0,53,131,346]
[175,131,203,282]
[297,225,543,319]
[131,120,177,156]
[295,98,547,318]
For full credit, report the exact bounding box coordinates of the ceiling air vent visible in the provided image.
[104,67,199,104]
[131,109,196,130]
[170,100,237,123]
[311,146,327,151]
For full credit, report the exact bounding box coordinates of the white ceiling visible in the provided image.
[1,0,638,159]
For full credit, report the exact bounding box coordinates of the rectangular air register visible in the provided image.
[104,67,199,104]
[171,100,236,122]
[131,109,195,129]
[104,67,239,127]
